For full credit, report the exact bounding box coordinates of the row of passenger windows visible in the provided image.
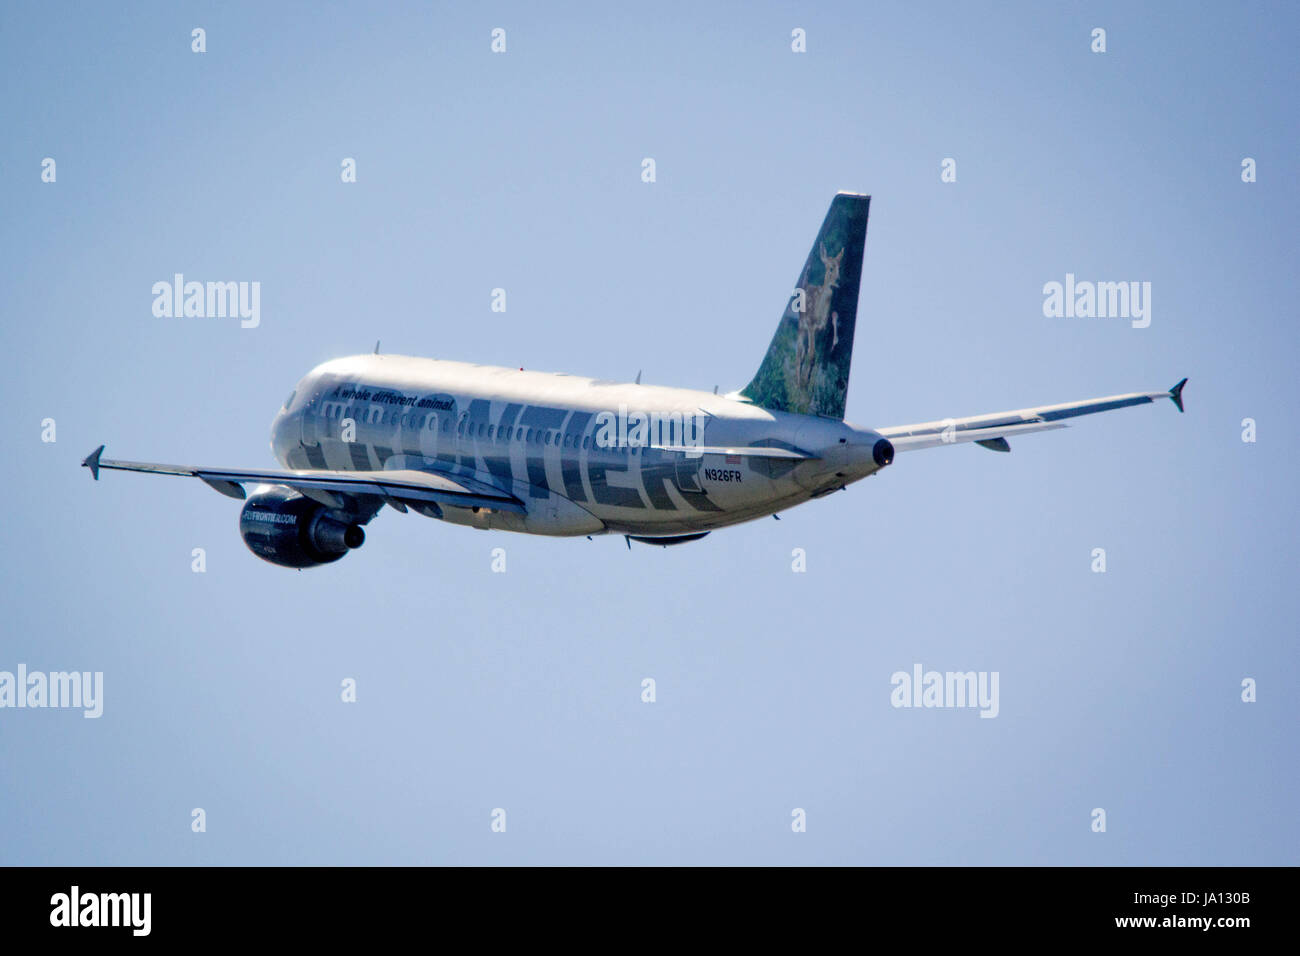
[321,404,640,453]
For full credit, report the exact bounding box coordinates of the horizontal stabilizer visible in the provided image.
[884,420,1066,452]
[879,382,1185,454]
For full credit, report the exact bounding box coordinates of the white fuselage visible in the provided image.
[270,354,889,537]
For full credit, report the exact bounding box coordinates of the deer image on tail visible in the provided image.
[794,242,844,390]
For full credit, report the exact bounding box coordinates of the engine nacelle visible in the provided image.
[239,485,365,568]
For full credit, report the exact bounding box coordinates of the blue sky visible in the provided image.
[1,0,1295,864]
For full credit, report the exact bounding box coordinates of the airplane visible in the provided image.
[81,192,1187,567]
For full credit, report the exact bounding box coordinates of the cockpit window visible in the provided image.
[283,390,296,410]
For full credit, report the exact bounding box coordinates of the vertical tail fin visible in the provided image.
[739,192,870,419]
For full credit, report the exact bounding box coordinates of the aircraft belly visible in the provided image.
[575,451,793,533]
[438,497,604,537]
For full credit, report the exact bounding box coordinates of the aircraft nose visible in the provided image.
[270,407,298,462]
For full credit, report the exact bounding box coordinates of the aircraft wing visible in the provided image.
[877,379,1186,453]
[79,446,526,513]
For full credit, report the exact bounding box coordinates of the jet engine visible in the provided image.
[238,485,365,568]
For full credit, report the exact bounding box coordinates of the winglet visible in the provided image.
[82,444,105,480]
[1169,377,1188,413]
